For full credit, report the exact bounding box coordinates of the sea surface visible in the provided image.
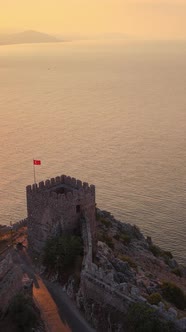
[0,40,185,264]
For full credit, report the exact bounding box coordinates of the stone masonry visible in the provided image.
[26,175,96,254]
[26,174,134,317]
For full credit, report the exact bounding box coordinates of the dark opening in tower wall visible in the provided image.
[51,184,74,195]
[76,205,81,213]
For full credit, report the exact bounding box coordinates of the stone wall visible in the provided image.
[12,218,27,231]
[80,214,134,316]
[80,270,133,314]
[26,173,133,315]
[81,217,93,271]
[26,175,96,254]
[0,219,27,235]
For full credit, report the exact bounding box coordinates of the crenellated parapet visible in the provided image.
[26,174,95,202]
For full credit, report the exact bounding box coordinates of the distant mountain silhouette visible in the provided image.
[0,30,61,45]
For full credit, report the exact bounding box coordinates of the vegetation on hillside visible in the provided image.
[43,235,83,274]
[161,281,186,310]
[127,302,175,332]
[9,293,39,332]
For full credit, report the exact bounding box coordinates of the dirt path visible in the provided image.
[44,280,95,332]
[16,248,94,332]
[33,277,71,332]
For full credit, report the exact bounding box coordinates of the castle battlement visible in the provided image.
[26,174,96,254]
[26,175,95,200]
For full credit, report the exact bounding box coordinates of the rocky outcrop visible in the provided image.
[0,249,33,313]
[73,209,186,332]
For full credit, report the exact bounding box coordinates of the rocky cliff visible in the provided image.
[66,209,186,332]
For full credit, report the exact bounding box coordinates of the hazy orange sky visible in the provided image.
[0,0,186,39]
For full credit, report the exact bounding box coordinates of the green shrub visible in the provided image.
[9,294,38,332]
[171,268,183,277]
[113,234,120,241]
[149,245,162,257]
[127,302,174,332]
[118,254,137,269]
[150,245,173,262]
[43,235,83,273]
[100,218,112,227]
[96,211,100,221]
[113,231,132,245]
[132,225,142,239]
[120,233,132,245]
[98,233,114,249]
[148,293,162,305]
[161,281,186,310]
[104,236,114,249]
[163,251,173,259]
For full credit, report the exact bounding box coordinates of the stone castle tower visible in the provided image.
[26,175,96,254]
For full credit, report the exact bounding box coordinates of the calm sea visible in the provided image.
[0,40,185,264]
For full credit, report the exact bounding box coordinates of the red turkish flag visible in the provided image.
[33,160,41,165]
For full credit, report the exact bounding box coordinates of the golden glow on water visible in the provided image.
[0,41,186,264]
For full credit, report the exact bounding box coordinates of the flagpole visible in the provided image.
[33,159,36,184]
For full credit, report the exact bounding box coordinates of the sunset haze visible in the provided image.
[1,0,186,39]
